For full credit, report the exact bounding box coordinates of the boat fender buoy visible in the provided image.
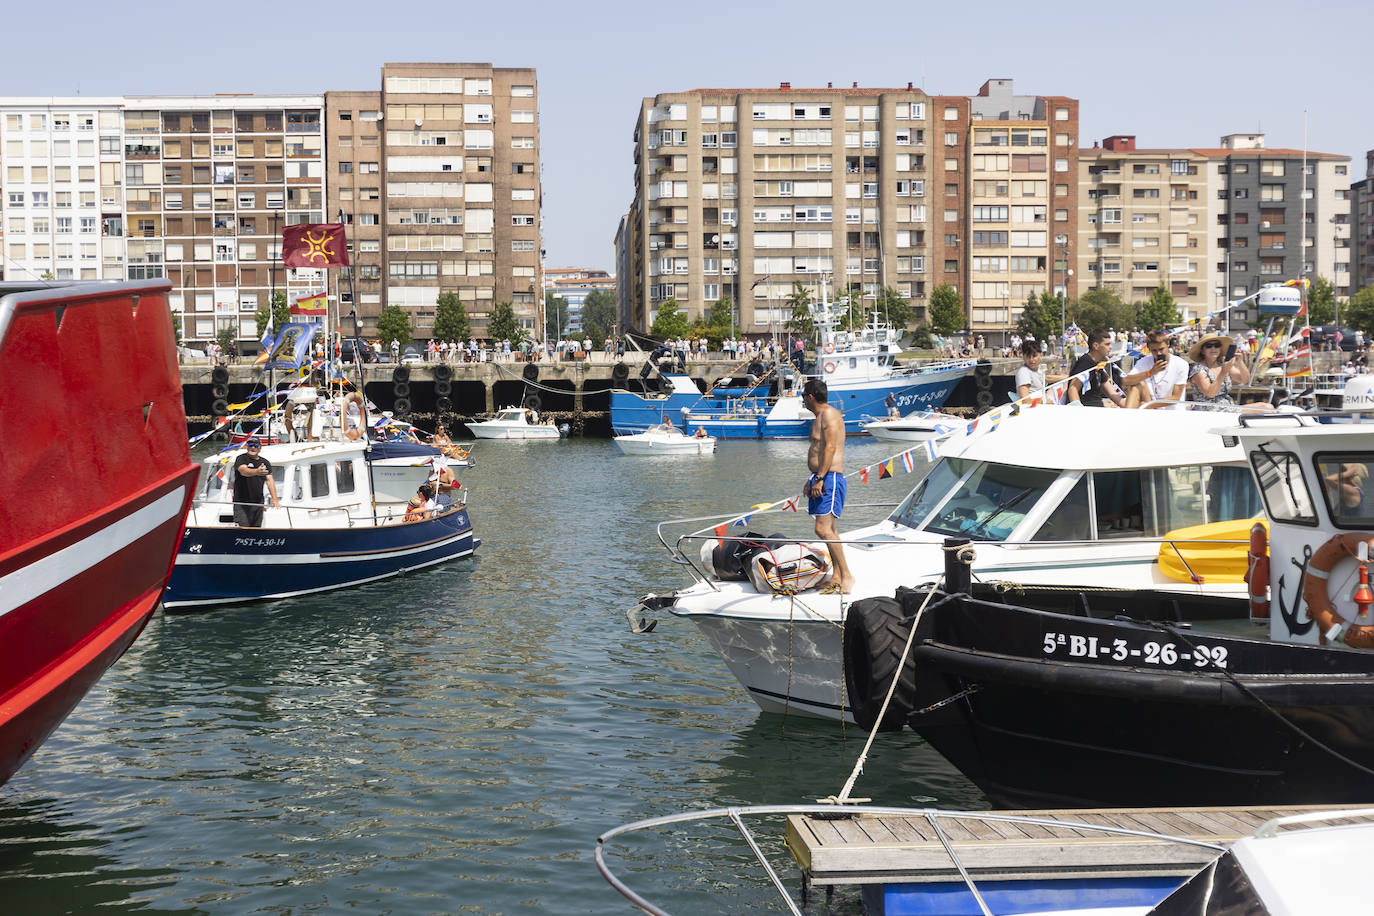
[823,361,836,374]
[1302,533,1374,648]
[824,341,836,354]
[1245,522,1270,621]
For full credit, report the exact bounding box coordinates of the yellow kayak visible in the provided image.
[1157,517,1267,585]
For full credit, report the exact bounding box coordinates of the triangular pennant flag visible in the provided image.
[901,451,915,473]
[859,467,870,484]
[878,460,894,480]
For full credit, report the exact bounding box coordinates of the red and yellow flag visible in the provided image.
[291,292,327,318]
[878,460,894,480]
[282,223,349,268]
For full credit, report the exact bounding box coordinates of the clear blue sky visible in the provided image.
[9,0,1370,275]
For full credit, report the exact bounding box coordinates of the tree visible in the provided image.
[1307,275,1336,326]
[1074,286,1132,332]
[927,284,965,336]
[254,290,290,339]
[649,297,690,339]
[486,300,523,344]
[171,311,183,346]
[1016,291,1061,341]
[582,288,618,346]
[784,282,815,338]
[1137,285,1180,332]
[215,326,238,358]
[544,292,568,339]
[375,305,412,348]
[875,286,914,333]
[1344,283,1374,336]
[433,292,470,342]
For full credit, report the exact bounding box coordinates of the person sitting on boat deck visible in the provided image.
[802,379,854,594]
[694,425,709,438]
[1187,333,1250,411]
[432,424,452,447]
[405,483,437,522]
[1014,339,1067,400]
[1067,328,1126,407]
[884,391,899,418]
[232,438,279,528]
[1120,330,1188,408]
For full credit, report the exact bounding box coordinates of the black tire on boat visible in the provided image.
[842,596,918,732]
[392,366,410,384]
[522,363,539,382]
[211,397,229,415]
[524,394,542,411]
[436,396,452,413]
[211,382,229,399]
[975,389,994,409]
[974,359,993,390]
[747,361,764,378]
[393,396,411,416]
[434,364,453,383]
[211,366,229,385]
[434,378,451,396]
[394,381,410,399]
[611,362,629,384]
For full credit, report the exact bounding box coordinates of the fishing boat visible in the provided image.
[164,407,477,610]
[860,410,966,442]
[609,297,973,439]
[613,422,716,456]
[466,406,565,440]
[841,406,1374,808]
[0,279,198,785]
[633,406,1264,722]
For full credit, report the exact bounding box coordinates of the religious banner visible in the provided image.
[282,223,349,268]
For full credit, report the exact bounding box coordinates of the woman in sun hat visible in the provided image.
[1186,332,1250,410]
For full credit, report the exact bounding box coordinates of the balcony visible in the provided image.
[1091,169,1122,181]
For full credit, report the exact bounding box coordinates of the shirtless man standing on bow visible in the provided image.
[802,379,853,594]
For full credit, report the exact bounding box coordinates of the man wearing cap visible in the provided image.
[1120,330,1188,407]
[232,438,280,528]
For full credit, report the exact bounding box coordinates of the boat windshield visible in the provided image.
[891,458,1060,541]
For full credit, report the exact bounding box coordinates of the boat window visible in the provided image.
[291,466,304,501]
[1202,466,1262,523]
[271,465,286,492]
[308,462,329,498]
[1314,452,1374,529]
[1092,470,1144,538]
[203,464,227,499]
[1031,475,1090,541]
[1140,465,1263,535]
[921,461,1059,541]
[1250,448,1317,526]
[335,459,356,495]
[890,458,967,530]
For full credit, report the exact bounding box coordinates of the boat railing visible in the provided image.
[190,497,462,529]
[595,804,1224,916]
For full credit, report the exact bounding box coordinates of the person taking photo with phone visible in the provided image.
[1121,330,1188,407]
[1186,332,1250,410]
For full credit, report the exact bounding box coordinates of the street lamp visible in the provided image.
[1057,237,1071,348]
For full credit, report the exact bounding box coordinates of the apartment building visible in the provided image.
[617,79,1077,337]
[0,62,541,346]
[1078,136,1217,322]
[327,62,542,340]
[1348,149,1374,295]
[1203,133,1351,319]
[544,267,615,334]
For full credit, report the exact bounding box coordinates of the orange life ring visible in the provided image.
[823,361,836,374]
[824,341,836,354]
[342,392,367,440]
[1244,522,1270,621]
[1301,533,1374,648]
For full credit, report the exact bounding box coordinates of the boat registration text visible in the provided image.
[1042,631,1229,669]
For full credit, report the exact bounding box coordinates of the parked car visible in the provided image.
[1308,325,1359,352]
[401,345,423,364]
[340,338,376,363]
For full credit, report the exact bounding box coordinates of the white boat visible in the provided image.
[636,406,1262,721]
[466,406,564,440]
[860,410,966,442]
[614,422,716,456]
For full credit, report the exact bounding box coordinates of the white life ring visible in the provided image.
[823,361,837,374]
[341,392,367,440]
[824,341,836,355]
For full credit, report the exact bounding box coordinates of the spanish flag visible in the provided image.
[291,292,327,318]
[282,223,349,268]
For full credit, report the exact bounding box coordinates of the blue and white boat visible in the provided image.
[164,430,477,610]
[611,298,972,439]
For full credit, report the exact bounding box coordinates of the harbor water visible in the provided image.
[0,437,985,914]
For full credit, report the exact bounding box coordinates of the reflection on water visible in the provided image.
[1,437,976,912]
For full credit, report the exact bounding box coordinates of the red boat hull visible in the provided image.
[0,281,196,785]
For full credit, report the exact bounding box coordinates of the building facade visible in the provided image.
[0,62,541,347]
[543,266,615,334]
[1349,150,1374,297]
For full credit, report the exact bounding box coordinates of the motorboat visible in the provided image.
[841,407,1374,808]
[466,406,564,440]
[634,406,1264,722]
[613,422,716,456]
[609,292,973,438]
[861,410,966,442]
[0,279,198,784]
[597,803,1374,915]
[164,412,478,610]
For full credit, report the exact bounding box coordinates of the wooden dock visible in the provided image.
[786,804,1374,886]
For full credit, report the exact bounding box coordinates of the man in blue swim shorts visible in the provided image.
[803,379,854,593]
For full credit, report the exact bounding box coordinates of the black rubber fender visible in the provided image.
[842,596,917,732]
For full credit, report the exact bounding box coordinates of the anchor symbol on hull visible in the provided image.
[1275,544,1316,637]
